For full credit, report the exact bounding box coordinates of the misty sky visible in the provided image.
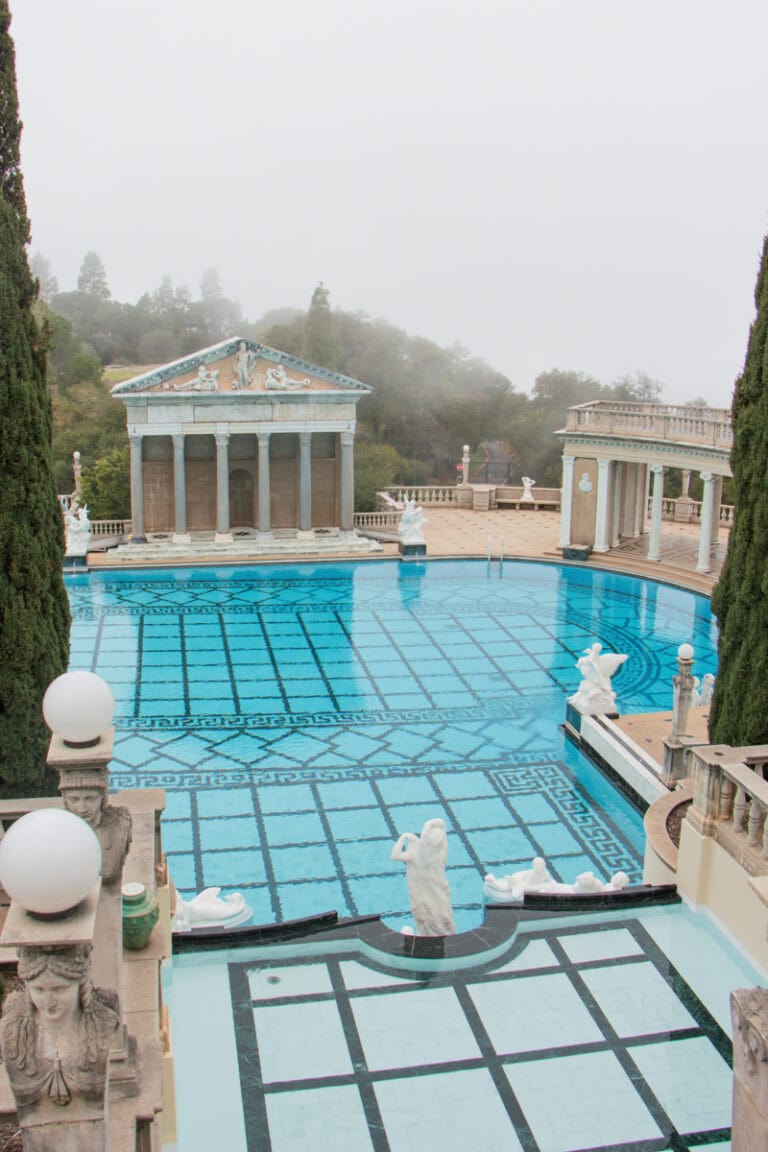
[10,0,768,407]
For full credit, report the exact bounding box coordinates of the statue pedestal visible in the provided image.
[399,541,426,560]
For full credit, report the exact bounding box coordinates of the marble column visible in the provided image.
[696,471,715,574]
[128,433,146,542]
[711,474,723,545]
[610,461,622,548]
[298,432,313,536]
[172,433,190,543]
[340,431,355,534]
[636,463,650,536]
[558,454,575,548]
[593,459,612,553]
[257,431,272,537]
[647,464,665,561]
[215,432,232,543]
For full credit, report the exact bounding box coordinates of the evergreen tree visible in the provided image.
[303,282,337,368]
[0,1,70,797]
[77,250,110,300]
[709,235,768,745]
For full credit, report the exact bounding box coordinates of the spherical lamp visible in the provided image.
[677,643,695,661]
[42,671,115,747]
[0,809,102,918]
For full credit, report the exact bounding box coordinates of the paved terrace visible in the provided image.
[91,508,728,596]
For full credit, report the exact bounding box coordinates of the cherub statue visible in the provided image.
[568,642,628,715]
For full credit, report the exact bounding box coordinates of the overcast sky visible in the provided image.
[10,0,768,406]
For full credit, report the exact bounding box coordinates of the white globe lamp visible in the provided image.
[43,671,115,747]
[0,809,102,919]
[677,643,695,661]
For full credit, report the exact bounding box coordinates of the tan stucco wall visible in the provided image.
[570,458,598,546]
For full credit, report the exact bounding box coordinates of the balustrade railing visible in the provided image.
[688,746,768,867]
[91,519,132,538]
[646,496,733,525]
[354,511,401,530]
[382,486,458,506]
[566,401,733,448]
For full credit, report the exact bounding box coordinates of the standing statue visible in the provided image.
[72,451,83,500]
[64,504,91,558]
[1,944,119,1151]
[398,499,427,545]
[700,673,716,705]
[232,342,258,390]
[391,818,455,936]
[568,642,628,715]
[521,476,536,502]
[60,773,132,887]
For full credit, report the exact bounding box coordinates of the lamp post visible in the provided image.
[662,643,698,786]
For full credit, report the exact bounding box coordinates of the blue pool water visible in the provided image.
[66,559,718,931]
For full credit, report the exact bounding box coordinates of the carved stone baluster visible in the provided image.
[719,775,735,822]
[748,799,765,849]
[733,785,747,834]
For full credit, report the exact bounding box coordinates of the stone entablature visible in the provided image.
[112,338,371,543]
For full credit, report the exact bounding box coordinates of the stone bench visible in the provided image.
[494,486,561,511]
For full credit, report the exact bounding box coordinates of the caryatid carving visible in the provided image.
[59,772,132,887]
[1,944,119,1147]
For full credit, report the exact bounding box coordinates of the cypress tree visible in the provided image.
[709,234,768,745]
[0,0,70,796]
[303,282,338,369]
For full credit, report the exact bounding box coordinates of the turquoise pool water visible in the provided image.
[66,559,718,931]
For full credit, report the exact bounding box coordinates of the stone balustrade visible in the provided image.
[90,518,132,538]
[354,511,401,530]
[387,485,458,506]
[647,496,734,525]
[566,401,733,448]
[687,744,768,872]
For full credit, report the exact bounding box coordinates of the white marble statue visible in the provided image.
[265,364,311,391]
[72,450,82,499]
[484,857,629,902]
[700,672,716,706]
[577,472,593,493]
[398,499,427,545]
[568,642,628,715]
[521,476,536,502]
[171,887,252,932]
[391,818,455,936]
[174,364,219,391]
[233,341,258,390]
[64,503,91,557]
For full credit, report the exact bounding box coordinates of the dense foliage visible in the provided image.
[709,236,768,745]
[0,1,70,796]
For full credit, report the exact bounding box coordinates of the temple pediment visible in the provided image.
[111,338,371,398]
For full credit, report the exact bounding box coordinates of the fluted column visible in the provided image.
[647,464,665,561]
[711,474,723,545]
[610,461,622,548]
[215,432,232,542]
[593,459,612,552]
[298,432,313,535]
[172,433,190,543]
[696,471,715,574]
[558,454,575,548]
[128,433,146,542]
[257,431,272,537]
[340,431,355,533]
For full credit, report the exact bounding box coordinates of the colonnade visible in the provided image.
[558,455,724,574]
[129,428,355,543]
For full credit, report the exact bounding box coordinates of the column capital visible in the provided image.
[299,431,312,448]
[340,430,355,447]
[597,458,611,473]
[128,431,144,447]
[699,470,714,483]
[561,454,575,465]
[650,463,665,475]
[215,432,230,449]
[172,432,185,452]
[257,431,271,447]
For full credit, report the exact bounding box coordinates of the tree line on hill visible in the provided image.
[40,254,684,516]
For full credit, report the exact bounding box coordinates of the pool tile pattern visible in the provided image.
[228,917,732,1152]
[66,562,717,927]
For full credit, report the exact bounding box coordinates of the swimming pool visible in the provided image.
[66,559,718,931]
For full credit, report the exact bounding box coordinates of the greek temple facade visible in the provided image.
[555,401,733,573]
[112,338,370,545]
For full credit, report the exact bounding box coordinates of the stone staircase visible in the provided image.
[104,530,384,565]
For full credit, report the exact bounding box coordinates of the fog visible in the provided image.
[10,0,768,406]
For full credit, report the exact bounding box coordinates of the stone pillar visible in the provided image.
[610,461,622,548]
[340,431,355,534]
[593,459,612,553]
[558,454,575,548]
[172,433,190,543]
[681,469,691,497]
[461,444,470,484]
[696,471,716,574]
[257,432,272,537]
[215,432,232,543]
[298,432,313,536]
[647,464,665,562]
[711,474,723,545]
[129,433,146,542]
[731,987,768,1152]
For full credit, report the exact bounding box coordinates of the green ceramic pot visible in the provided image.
[122,881,159,950]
